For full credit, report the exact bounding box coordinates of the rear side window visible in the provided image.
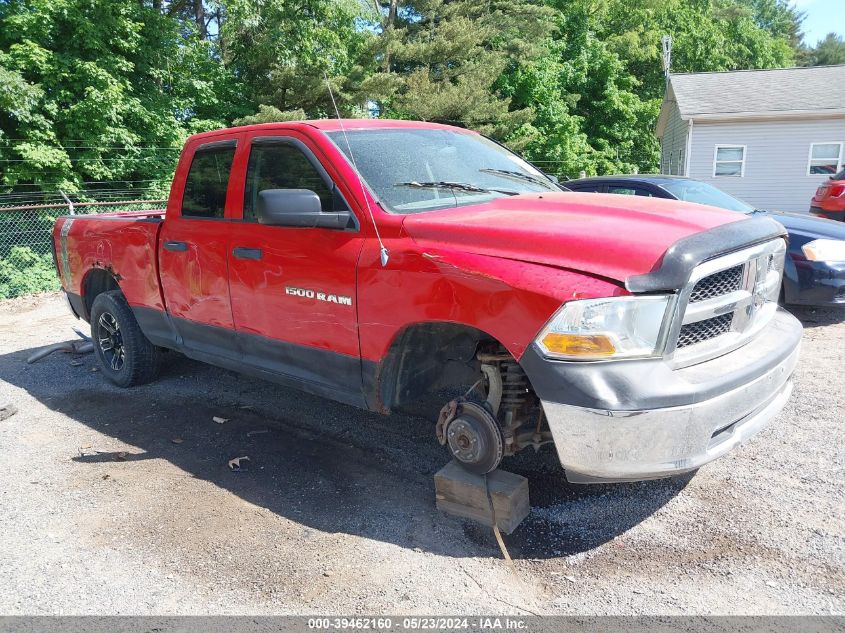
[243,142,335,222]
[181,144,236,218]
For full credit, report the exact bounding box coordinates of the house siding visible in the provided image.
[660,102,688,176]
[687,118,845,212]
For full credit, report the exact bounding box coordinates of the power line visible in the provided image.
[0,157,179,162]
[2,179,165,187]
[1,145,181,150]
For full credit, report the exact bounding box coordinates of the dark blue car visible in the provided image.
[565,175,845,307]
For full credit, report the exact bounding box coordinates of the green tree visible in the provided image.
[0,0,247,190]
[505,0,801,178]
[500,1,659,178]
[360,0,554,140]
[598,0,798,101]
[222,0,368,121]
[804,33,845,66]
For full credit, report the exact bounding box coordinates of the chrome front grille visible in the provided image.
[677,313,733,349]
[689,265,744,303]
[670,239,786,366]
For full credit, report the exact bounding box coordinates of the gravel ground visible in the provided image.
[0,292,842,615]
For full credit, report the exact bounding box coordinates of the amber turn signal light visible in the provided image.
[540,333,616,357]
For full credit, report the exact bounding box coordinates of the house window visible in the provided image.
[808,143,844,176]
[713,145,746,177]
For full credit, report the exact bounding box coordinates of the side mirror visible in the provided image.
[545,173,560,184]
[257,189,351,229]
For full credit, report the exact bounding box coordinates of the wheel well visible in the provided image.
[82,268,121,321]
[377,322,502,411]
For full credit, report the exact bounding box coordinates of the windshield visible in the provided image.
[326,128,559,214]
[658,180,755,213]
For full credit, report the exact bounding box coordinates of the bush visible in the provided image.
[0,246,60,299]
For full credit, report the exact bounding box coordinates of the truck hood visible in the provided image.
[401,192,743,283]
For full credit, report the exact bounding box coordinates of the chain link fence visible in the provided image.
[0,189,167,299]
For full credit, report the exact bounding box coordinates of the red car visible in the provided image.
[52,120,801,483]
[810,168,845,221]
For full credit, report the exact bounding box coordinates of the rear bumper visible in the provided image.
[810,206,845,222]
[523,309,802,483]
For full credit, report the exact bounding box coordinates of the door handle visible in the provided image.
[232,247,263,260]
[163,241,188,252]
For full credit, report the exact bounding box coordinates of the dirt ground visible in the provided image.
[0,292,842,615]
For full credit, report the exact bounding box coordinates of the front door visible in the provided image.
[226,133,365,404]
[158,139,239,358]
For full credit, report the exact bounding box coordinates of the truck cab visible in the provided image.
[54,120,802,483]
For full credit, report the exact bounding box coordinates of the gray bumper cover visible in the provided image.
[530,309,802,483]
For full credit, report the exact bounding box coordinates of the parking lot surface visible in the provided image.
[0,293,842,615]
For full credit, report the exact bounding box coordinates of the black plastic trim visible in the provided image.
[130,306,372,409]
[197,139,237,151]
[626,216,788,293]
[132,306,182,348]
[65,291,84,320]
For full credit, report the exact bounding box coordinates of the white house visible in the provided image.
[656,65,845,212]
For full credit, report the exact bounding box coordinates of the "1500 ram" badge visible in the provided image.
[285,286,353,306]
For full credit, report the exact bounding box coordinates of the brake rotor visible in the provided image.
[445,401,503,475]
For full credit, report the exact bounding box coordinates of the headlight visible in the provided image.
[802,239,845,262]
[535,295,673,361]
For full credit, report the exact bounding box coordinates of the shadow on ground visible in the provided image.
[0,343,688,559]
[787,304,845,329]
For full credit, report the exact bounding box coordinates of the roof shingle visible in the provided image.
[669,65,845,117]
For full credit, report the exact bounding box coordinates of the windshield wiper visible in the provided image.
[479,168,557,190]
[394,181,518,196]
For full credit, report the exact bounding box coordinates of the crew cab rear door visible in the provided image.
[159,138,240,358]
[225,131,366,406]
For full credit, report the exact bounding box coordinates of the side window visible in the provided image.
[243,142,337,222]
[713,145,746,177]
[181,144,236,218]
[808,142,843,175]
[607,186,638,196]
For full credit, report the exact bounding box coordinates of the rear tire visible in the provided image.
[90,290,162,387]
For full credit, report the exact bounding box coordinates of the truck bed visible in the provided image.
[53,210,167,317]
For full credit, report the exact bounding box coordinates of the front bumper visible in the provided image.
[788,260,845,306]
[523,309,802,483]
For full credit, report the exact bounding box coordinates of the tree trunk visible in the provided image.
[383,0,398,72]
[195,0,206,39]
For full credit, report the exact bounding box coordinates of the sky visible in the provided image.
[792,0,845,46]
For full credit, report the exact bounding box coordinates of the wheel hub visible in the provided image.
[97,312,125,371]
[447,415,489,465]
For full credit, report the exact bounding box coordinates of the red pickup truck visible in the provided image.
[53,120,802,482]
